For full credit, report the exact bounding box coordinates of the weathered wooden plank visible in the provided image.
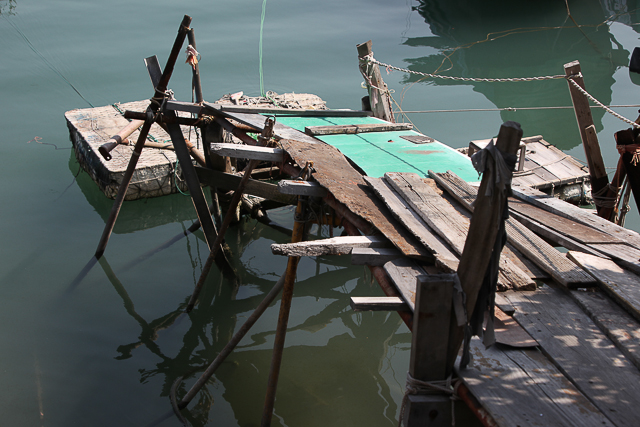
[458,336,615,427]
[350,247,403,266]
[194,167,296,205]
[363,176,456,262]
[512,185,640,247]
[277,180,328,197]
[505,286,640,426]
[383,258,427,311]
[210,143,286,162]
[214,103,372,117]
[588,243,640,275]
[493,307,537,348]
[350,296,409,311]
[271,235,390,257]
[568,251,640,323]
[430,171,596,287]
[570,289,640,371]
[279,138,430,258]
[504,242,550,280]
[509,198,620,244]
[304,123,412,136]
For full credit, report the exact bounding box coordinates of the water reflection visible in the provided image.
[403,0,640,148]
[97,217,405,426]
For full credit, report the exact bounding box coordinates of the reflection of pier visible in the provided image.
[404,0,639,148]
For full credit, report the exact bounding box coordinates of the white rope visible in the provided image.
[397,372,459,427]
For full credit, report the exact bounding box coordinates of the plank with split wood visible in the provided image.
[512,185,640,247]
[505,286,640,426]
[210,143,286,162]
[363,176,456,263]
[304,123,412,136]
[350,247,403,266]
[270,235,390,257]
[568,251,640,323]
[458,336,614,427]
[430,170,596,287]
[350,296,408,311]
[571,289,640,371]
[384,172,535,290]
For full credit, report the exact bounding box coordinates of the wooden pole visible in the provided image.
[186,28,203,104]
[445,121,522,375]
[186,118,275,312]
[564,61,609,215]
[94,15,192,258]
[261,195,307,427]
[614,128,640,215]
[356,40,394,123]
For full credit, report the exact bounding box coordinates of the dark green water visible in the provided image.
[2,1,640,425]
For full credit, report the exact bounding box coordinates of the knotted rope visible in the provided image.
[617,144,640,166]
[397,373,460,427]
[185,45,199,69]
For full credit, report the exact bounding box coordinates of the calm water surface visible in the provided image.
[2,1,640,425]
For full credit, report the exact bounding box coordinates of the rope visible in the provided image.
[617,144,640,165]
[396,105,640,114]
[259,0,268,97]
[592,183,619,209]
[566,76,640,129]
[397,372,459,427]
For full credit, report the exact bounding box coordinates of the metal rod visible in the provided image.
[186,118,275,312]
[178,273,287,409]
[260,196,307,427]
[94,15,192,259]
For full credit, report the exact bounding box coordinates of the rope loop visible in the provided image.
[397,373,459,427]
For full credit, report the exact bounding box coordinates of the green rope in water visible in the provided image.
[259,0,268,97]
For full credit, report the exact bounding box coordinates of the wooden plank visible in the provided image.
[350,296,408,311]
[210,143,286,162]
[357,40,393,122]
[458,336,615,427]
[431,171,596,287]
[278,180,328,197]
[214,103,372,117]
[304,123,412,136]
[512,185,640,247]
[588,243,640,275]
[383,258,427,311]
[494,307,537,348]
[350,247,403,266]
[363,176,456,262]
[504,243,550,280]
[505,286,640,426]
[194,167,296,205]
[568,251,640,323]
[270,235,391,257]
[570,289,640,371]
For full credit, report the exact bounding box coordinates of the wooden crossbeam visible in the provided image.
[210,143,285,162]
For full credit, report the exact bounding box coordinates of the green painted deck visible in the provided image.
[275,115,479,182]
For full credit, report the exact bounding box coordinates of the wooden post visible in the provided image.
[614,129,640,215]
[403,274,455,427]
[564,61,609,215]
[445,121,522,375]
[95,15,192,259]
[186,28,203,104]
[357,40,394,123]
[261,195,308,427]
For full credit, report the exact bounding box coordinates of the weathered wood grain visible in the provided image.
[458,337,614,427]
[383,258,428,311]
[568,251,640,323]
[305,123,412,136]
[209,143,286,162]
[277,180,328,197]
[350,296,409,311]
[271,235,390,257]
[505,286,640,426]
[350,247,403,266]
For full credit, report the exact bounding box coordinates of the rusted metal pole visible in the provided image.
[177,273,287,409]
[261,195,307,427]
[95,15,192,259]
[186,118,275,312]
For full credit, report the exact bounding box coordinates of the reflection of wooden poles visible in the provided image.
[95,15,192,259]
[177,273,286,409]
[186,118,275,312]
[445,122,522,376]
[261,195,308,427]
[564,61,609,216]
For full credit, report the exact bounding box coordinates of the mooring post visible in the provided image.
[402,274,455,427]
[564,61,610,215]
[261,194,308,427]
[614,128,640,216]
[186,117,275,312]
[186,27,203,104]
[356,40,394,123]
[95,15,192,259]
[445,121,522,376]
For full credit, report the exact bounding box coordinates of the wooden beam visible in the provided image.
[305,123,412,136]
[271,235,391,257]
[278,180,328,197]
[350,247,403,266]
[357,40,394,123]
[350,296,409,311]
[210,143,286,162]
